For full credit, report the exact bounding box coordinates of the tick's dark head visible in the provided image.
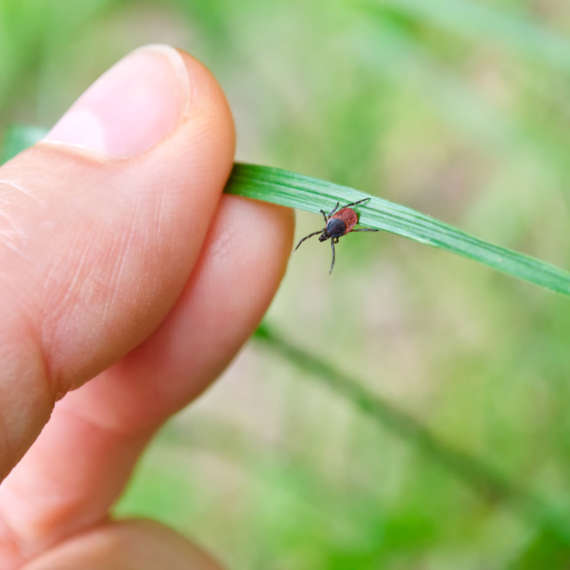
[318,230,330,242]
[324,217,347,239]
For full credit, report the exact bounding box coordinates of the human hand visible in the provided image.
[0,45,293,568]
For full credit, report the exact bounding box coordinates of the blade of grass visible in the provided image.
[254,322,570,541]
[3,126,570,295]
[367,0,570,72]
[348,13,517,149]
[0,125,46,164]
[227,163,570,295]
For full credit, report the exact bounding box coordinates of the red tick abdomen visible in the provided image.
[334,208,358,233]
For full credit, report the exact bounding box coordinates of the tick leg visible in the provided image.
[328,202,340,217]
[329,239,336,274]
[351,228,379,232]
[342,197,371,210]
[294,230,322,251]
[320,210,328,224]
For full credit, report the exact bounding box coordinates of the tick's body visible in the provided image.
[295,198,378,274]
[325,207,358,238]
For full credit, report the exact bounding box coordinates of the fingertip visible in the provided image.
[207,195,294,283]
[26,520,223,570]
[173,48,236,178]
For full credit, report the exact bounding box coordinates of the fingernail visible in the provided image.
[45,45,190,158]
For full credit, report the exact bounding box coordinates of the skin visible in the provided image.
[0,47,293,568]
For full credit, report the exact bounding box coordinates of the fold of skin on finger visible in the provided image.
[25,520,223,570]
[0,196,294,566]
[0,51,234,480]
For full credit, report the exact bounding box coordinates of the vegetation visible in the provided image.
[2,1,570,567]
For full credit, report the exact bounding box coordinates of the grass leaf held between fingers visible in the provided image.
[227,164,570,295]
[3,126,570,295]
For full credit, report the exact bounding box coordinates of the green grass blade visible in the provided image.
[3,126,570,295]
[1,125,46,163]
[227,163,570,295]
[254,322,570,539]
[367,0,570,72]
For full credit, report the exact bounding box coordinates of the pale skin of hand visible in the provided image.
[0,46,293,568]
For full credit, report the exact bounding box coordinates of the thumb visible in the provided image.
[0,45,234,478]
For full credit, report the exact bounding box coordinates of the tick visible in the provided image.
[294,198,378,274]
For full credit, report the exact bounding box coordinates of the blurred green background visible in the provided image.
[2,0,570,568]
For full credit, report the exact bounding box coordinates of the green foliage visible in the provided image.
[0,124,44,163]
[254,323,570,538]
